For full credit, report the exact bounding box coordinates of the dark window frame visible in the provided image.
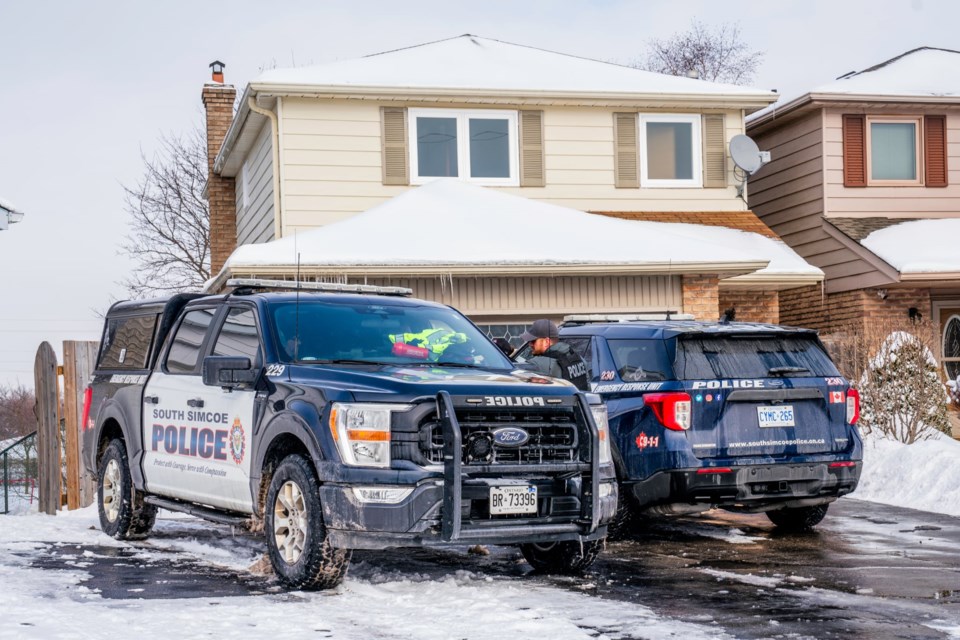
[161,306,221,376]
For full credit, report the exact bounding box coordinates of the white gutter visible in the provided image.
[246,96,283,240]
[748,91,960,128]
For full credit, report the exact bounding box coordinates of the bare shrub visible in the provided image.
[823,319,950,443]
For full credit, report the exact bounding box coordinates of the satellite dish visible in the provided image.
[729,134,765,174]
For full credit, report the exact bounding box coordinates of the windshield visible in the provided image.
[268,300,513,368]
[675,334,840,380]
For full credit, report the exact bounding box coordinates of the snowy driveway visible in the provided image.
[2,498,960,639]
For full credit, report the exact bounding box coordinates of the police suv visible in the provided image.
[81,280,616,590]
[541,317,862,535]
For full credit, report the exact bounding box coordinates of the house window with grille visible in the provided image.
[639,114,703,188]
[408,108,519,186]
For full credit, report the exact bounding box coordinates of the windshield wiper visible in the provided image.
[768,366,809,376]
[408,361,480,368]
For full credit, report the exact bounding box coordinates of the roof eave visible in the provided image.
[749,91,960,130]
[720,272,825,291]
[249,82,777,108]
[899,271,960,282]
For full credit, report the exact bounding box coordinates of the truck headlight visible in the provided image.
[328,403,411,468]
[590,403,612,465]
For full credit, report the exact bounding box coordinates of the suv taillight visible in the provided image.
[81,386,93,432]
[846,388,860,425]
[645,392,692,431]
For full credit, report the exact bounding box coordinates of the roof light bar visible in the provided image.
[563,312,695,324]
[226,278,413,297]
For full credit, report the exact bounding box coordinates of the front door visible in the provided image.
[941,308,960,383]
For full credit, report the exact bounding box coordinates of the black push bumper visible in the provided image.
[321,391,617,549]
[628,461,861,513]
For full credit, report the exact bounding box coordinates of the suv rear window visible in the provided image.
[675,334,841,379]
[98,314,159,370]
[608,339,671,381]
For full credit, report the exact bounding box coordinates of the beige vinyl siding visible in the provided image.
[276,98,749,237]
[236,122,275,246]
[749,111,892,293]
[824,107,960,217]
[227,272,682,320]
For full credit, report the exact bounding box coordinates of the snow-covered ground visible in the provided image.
[3,428,959,639]
[0,507,729,640]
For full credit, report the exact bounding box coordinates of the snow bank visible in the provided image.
[856,432,960,517]
[861,219,960,274]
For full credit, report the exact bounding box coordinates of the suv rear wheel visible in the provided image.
[265,454,352,590]
[519,540,603,574]
[97,439,157,539]
[766,504,829,531]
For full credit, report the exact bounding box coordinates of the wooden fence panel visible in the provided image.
[33,342,60,515]
[63,341,99,508]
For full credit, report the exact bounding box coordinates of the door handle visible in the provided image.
[144,395,159,404]
[187,398,205,408]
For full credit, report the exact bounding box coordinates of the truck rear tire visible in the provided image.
[519,539,603,574]
[606,485,636,541]
[766,504,829,531]
[265,454,352,590]
[97,439,157,539]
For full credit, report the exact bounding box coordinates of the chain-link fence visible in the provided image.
[2,432,38,514]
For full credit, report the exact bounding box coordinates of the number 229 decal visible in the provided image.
[265,364,286,377]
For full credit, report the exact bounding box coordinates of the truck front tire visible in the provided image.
[265,454,352,590]
[519,539,603,574]
[97,439,157,539]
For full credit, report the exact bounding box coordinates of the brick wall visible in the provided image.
[682,275,720,320]
[719,290,779,324]
[202,84,237,275]
[779,284,932,332]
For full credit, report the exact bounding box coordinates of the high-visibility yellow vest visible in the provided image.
[389,328,467,357]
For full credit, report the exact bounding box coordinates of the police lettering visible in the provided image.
[484,396,546,407]
[151,424,228,460]
[692,380,766,390]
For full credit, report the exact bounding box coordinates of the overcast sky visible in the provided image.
[0,0,951,389]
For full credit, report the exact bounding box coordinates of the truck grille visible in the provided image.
[420,408,581,465]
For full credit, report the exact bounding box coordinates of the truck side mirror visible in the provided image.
[202,356,258,388]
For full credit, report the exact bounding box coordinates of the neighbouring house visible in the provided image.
[746,47,960,387]
[202,35,820,340]
[0,196,24,230]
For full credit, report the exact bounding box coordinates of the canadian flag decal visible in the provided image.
[829,391,845,404]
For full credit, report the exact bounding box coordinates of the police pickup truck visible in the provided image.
[82,280,616,590]
[520,317,862,536]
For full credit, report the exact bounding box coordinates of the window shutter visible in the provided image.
[519,110,545,187]
[702,114,726,188]
[614,112,639,188]
[924,115,948,187]
[381,107,409,185]
[842,114,867,187]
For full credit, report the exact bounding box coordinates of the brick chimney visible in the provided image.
[202,60,237,274]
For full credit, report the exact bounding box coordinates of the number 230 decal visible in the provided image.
[265,364,286,377]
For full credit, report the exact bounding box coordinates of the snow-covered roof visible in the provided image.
[0,195,20,213]
[253,35,776,101]
[860,218,960,274]
[748,47,960,125]
[223,180,821,283]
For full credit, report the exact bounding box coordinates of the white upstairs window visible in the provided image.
[640,114,703,188]
[408,108,519,186]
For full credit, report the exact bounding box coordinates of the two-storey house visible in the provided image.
[202,35,820,341]
[747,47,960,390]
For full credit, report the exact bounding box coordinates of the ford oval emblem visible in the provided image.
[492,427,530,447]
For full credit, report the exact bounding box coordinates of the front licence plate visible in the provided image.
[757,405,795,428]
[489,485,538,515]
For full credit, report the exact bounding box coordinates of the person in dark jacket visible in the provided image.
[521,319,589,391]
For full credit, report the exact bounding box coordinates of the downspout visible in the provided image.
[247,96,284,240]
